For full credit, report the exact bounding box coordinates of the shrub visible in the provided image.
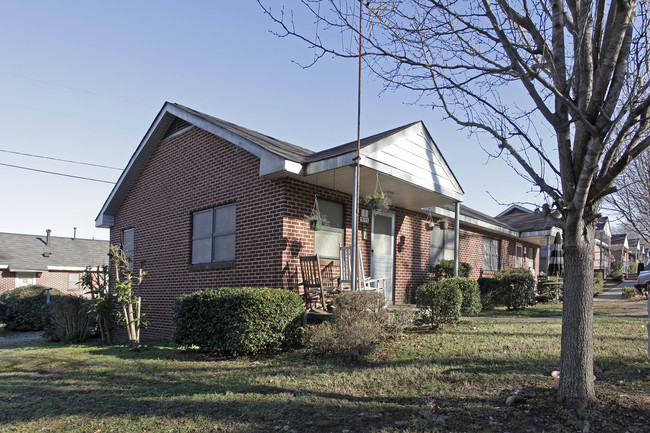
[629,262,638,275]
[622,286,637,299]
[383,307,416,340]
[304,291,387,361]
[173,287,305,356]
[495,267,534,279]
[610,261,623,279]
[477,277,501,309]
[0,286,63,331]
[416,280,462,329]
[43,295,94,343]
[593,274,604,296]
[452,278,482,316]
[429,260,472,280]
[333,290,387,323]
[499,273,537,310]
[304,319,384,361]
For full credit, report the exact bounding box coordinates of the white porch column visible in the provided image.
[454,202,460,277]
[351,164,359,291]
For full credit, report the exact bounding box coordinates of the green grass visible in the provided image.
[478,299,648,319]
[1,318,649,432]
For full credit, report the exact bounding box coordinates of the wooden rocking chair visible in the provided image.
[299,255,338,310]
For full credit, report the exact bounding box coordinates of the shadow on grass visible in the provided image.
[2,338,649,433]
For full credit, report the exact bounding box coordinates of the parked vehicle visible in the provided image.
[635,270,650,298]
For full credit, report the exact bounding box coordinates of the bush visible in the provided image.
[593,274,604,296]
[429,260,472,280]
[477,277,501,309]
[610,261,623,280]
[43,295,94,343]
[0,286,63,331]
[304,318,384,361]
[332,290,387,323]
[495,267,534,279]
[629,262,638,275]
[173,287,305,356]
[384,307,416,340]
[452,278,482,316]
[499,273,537,310]
[622,286,637,299]
[416,280,462,329]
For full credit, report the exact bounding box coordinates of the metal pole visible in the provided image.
[454,202,460,277]
[351,0,363,291]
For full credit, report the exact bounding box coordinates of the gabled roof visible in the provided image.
[96,102,464,227]
[495,204,533,218]
[611,233,628,248]
[0,232,108,272]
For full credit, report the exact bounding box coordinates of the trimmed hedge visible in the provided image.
[429,260,472,280]
[477,277,501,309]
[173,287,305,355]
[499,273,537,310]
[453,278,482,316]
[0,285,63,331]
[416,280,462,329]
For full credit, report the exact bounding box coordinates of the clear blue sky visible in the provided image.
[0,1,543,241]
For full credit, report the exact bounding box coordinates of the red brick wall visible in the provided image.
[109,125,542,340]
[456,226,539,279]
[0,271,84,295]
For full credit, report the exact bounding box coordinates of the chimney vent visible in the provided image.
[73,227,77,241]
[46,229,51,246]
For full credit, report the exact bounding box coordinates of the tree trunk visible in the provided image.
[559,215,596,409]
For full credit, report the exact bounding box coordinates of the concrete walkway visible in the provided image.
[594,279,648,318]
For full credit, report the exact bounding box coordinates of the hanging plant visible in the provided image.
[425,212,436,231]
[439,219,450,230]
[304,195,328,231]
[366,175,391,212]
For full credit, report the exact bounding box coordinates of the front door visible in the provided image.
[371,212,395,302]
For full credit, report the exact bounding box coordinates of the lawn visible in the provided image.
[1,318,649,432]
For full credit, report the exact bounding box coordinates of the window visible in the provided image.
[314,199,344,259]
[482,237,500,271]
[515,243,524,268]
[430,226,455,264]
[15,272,36,288]
[68,273,81,291]
[122,228,134,269]
[192,203,236,264]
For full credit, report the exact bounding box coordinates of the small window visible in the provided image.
[122,228,135,269]
[430,226,455,265]
[69,273,81,291]
[192,204,236,264]
[482,238,500,271]
[314,199,344,259]
[15,272,36,288]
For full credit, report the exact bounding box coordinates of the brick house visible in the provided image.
[0,230,108,295]
[96,102,542,339]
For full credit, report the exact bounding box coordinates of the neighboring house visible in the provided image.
[611,233,629,273]
[595,217,613,274]
[628,238,641,266]
[0,230,109,295]
[95,102,541,339]
[493,205,562,275]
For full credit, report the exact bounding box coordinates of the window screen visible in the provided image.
[430,226,455,264]
[122,228,134,269]
[314,199,344,259]
[192,204,236,264]
[482,237,500,271]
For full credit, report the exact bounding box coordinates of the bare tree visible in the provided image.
[258,0,650,408]
[604,150,650,243]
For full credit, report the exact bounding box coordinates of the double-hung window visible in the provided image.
[482,237,500,271]
[192,204,236,264]
[314,199,344,259]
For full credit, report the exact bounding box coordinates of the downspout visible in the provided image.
[454,202,460,277]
